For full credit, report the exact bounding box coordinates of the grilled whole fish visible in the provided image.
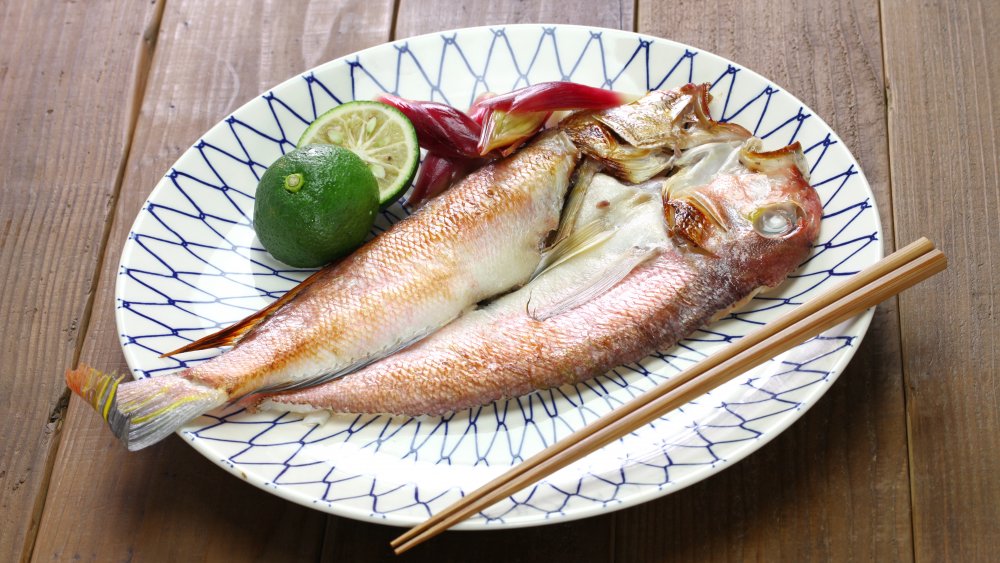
[256,140,821,416]
[67,130,579,450]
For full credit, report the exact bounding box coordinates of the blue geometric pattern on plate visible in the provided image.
[115,25,882,528]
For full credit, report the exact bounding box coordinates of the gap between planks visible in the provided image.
[875,1,917,561]
[19,2,169,562]
[389,0,402,40]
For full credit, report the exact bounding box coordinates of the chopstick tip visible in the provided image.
[393,541,415,556]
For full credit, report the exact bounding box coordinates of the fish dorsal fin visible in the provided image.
[160,267,329,357]
[532,219,618,280]
[528,244,661,321]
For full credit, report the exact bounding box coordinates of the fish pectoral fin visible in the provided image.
[161,268,329,357]
[552,158,602,243]
[532,220,618,280]
[529,244,662,321]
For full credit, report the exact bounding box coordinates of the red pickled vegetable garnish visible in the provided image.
[468,92,497,125]
[477,109,550,156]
[377,94,482,160]
[408,154,457,207]
[477,82,633,114]
[397,83,635,203]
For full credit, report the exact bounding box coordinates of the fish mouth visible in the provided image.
[592,83,751,150]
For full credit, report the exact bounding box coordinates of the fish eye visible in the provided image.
[752,202,803,238]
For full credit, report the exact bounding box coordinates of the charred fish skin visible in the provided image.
[66,130,580,451]
[258,140,822,417]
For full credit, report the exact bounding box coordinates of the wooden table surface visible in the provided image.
[2,0,997,561]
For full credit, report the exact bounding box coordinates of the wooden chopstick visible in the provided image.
[392,238,944,554]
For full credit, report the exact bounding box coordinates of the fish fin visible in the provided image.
[66,365,226,451]
[553,158,601,242]
[529,244,662,321]
[708,286,764,323]
[238,327,441,400]
[235,356,374,399]
[161,268,327,357]
[532,220,618,280]
[66,365,126,424]
[598,146,675,184]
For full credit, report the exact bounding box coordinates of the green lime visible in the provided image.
[298,101,419,208]
[253,144,379,267]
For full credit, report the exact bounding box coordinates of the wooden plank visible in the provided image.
[625,1,914,561]
[395,0,633,39]
[316,4,636,560]
[323,516,614,562]
[0,1,163,561]
[30,1,395,560]
[880,1,1000,560]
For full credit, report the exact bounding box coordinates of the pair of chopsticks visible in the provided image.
[392,238,946,554]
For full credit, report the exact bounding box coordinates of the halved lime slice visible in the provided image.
[298,101,419,208]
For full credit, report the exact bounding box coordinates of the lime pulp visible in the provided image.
[298,101,420,208]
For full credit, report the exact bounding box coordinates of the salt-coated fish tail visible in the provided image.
[67,366,226,451]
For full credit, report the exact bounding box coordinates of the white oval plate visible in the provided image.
[116,24,882,528]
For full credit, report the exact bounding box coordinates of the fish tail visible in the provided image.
[65,365,226,451]
[66,365,126,423]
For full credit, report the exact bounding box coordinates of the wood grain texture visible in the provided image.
[0,1,162,561]
[881,0,1000,560]
[394,0,633,40]
[324,515,614,562]
[30,1,394,560]
[626,1,914,561]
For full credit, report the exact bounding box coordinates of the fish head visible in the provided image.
[663,139,822,288]
[560,84,752,184]
[590,83,752,150]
